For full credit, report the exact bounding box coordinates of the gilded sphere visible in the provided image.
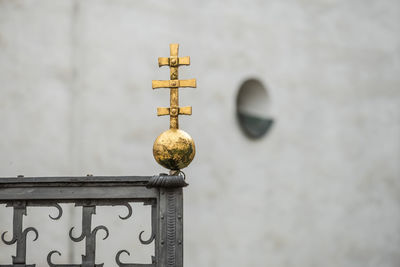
[153,129,195,170]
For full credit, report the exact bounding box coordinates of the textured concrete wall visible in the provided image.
[0,0,399,266]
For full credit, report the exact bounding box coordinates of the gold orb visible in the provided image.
[153,129,195,170]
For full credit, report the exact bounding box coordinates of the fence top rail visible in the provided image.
[0,176,153,186]
[0,174,187,189]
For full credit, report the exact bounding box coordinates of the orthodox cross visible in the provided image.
[152,44,197,129]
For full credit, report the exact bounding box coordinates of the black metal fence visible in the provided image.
[0,174,187,267]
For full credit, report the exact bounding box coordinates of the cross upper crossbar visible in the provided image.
[158,56,190,67]
[157,43,190,67]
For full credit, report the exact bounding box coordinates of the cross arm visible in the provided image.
[152,79,196,89]
[157,106,192,116]
[158,56,190,67]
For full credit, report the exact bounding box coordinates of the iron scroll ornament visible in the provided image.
[1,201,155,267]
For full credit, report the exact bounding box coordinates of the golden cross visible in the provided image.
[152,44,197,129]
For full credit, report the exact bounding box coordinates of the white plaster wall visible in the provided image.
[0,0,399,266]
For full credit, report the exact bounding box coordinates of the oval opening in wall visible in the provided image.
[236,79,274,139]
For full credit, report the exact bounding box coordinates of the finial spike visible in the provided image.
[170,44,179,57]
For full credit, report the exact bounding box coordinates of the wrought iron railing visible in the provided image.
[0,174,187,267]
